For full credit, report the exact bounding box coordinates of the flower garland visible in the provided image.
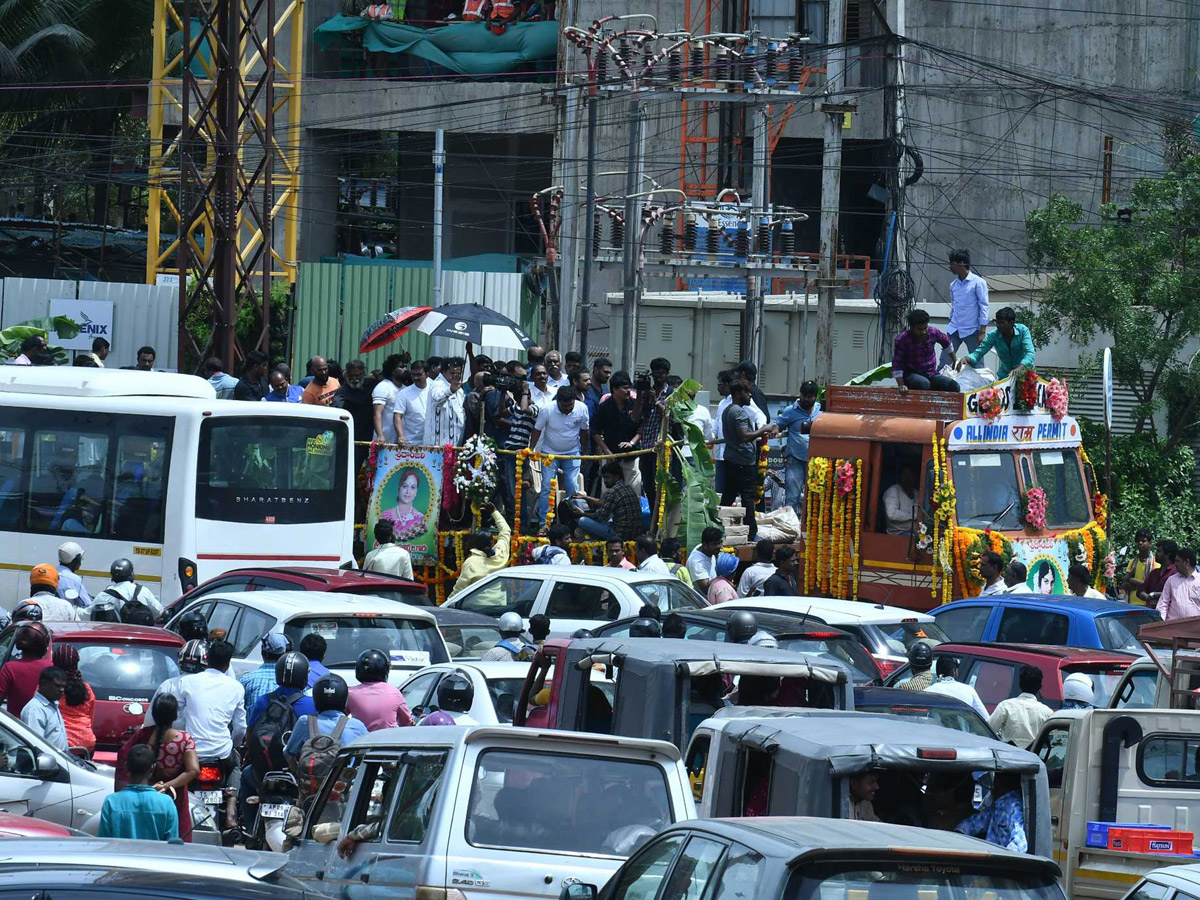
[976,386,1005,423]
[655,440,671,531]
[929,433,957,603]
[805,458,830,593]
[1061,522,1109,589]
[756,440,769,504]
[1093,492,1108,529]
[1023,487,1047,530]
[514,449,529,534]
[951,526,1016,596]
[1045,377,1068,421]
[442,444,458,510]
[836,460,855,495]
[803,457,860,598]
[453,435,499,509]
[1013,366,1039,413]
[852,462,863,599]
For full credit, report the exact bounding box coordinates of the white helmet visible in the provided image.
[58,541,84,565]
[499,612,523,635]
[1063,672,1094,705]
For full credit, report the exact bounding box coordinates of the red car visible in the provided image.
[163,566,430,620]
[0,622,184,764]
[0,812,76,838]
[884,642,1137,711]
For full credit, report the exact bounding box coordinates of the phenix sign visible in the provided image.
[49,299,114,351]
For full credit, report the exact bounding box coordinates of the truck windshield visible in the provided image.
[1032,450,1090,527]
[950,452,1022,529]
[788,862,1062,900]
[466,749,673,857]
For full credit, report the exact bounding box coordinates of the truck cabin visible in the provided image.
[1136,615,1200,709]
[688,709,1049,857]
[514,638,852,751]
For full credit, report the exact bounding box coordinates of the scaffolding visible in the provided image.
[145,0,304,368]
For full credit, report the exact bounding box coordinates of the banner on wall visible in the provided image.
[366,447,444,561]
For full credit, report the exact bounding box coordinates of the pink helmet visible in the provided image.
[420,711,456,726]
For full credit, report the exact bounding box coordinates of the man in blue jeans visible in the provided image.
[892,308,959,393]
[775,380,821,512]
[530,386,590,527]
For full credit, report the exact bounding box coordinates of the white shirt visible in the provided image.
[738,562,777,597]
[371,379,400,443]
[395,383,431,444]
[687,547,718,584]
[948,270,990,338]
[637,555,672,576]
[27,590,79,622]
[882,484,919,535]
[534,401,589,455]
[712,397,732,461]
[980,580,1006,596]
[179,668,248,758]
[424,380,465,446]
[926,677,990,720]
[546,372,570,391]
[682,404,715,460]
[100,580,162,614]
[988,692,1052,749]
[146,674,188,727]
[363,542,413,579]
[529,383,557,414]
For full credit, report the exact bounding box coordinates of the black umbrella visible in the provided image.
[414,303,533,350]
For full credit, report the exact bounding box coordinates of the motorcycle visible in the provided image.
[246,770,299,852]
[193,757,236,845]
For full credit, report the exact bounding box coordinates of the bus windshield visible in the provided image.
[196,418,348,524]
[1032,450,1090,527]
[950,451,1022,529]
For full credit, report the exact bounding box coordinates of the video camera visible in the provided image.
[633,369,652,390]
[482,371,523,393]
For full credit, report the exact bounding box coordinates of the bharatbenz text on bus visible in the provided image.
[0,368,355,604]
[806,372,1103,610]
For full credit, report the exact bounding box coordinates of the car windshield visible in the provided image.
[855,701,993,737]
[788,862,1061,900]
[346,587,432,607]
[71,641,181,702]
[284,616,447,668]
[777,634,880,684]
[487,678,525,724]
[1096,611,1158,653]
[466,749,672,856]
[1063,664,1128,707]
[950,451,1023,529]
[442,623,503,658]
[632,581,707,613]
[873,619,950,656]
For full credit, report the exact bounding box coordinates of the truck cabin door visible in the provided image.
[1032,722,1073,853]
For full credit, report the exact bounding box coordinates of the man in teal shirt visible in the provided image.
[956,306,1035,378]
[99,744,179,841]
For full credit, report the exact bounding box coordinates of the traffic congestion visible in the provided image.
[0,358,1191,900]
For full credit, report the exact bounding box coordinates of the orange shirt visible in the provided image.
[301,377,341,406]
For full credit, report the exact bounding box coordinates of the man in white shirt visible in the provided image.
[634,535,672,575]
[363,520,413,579]
[394,361,431,446]
[530,386,590,525]
[979,550,1007,596]
[687,526,724,594]
[925,656,989,719]
[371,359,407,444]
[544,350,570,390]
[178,640,247,831]
[988,665,1053,748]
[1004,560,1031,593]
[528,364,556,413]
[737,539,777,596]
[945,248,989,365]
[98,558,162,617]
[424,357,465,446]
[882,465,920,536]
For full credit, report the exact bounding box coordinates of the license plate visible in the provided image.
[261,803,291,820]
[197,790,224,804]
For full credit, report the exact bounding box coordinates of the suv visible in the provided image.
[162,566,430,620]
[0,622,184,763]
[930,594,1159,652]
[884,642,1137,711]
[718,596,948,677]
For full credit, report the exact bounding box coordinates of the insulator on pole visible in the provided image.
[684,216,697,252]
[592,210,602,256]
[596,47,608,84]
[787,44,802,87]
[765,42,779,86]
[660,219,676,256]
[781,218,795,258]
[690,44,704,83]
[668,48,682,82]
[611,215,624,249]
[743,43,757,89]
[756,216,770,255]
[707,216,721,254]
[735,219,750,259]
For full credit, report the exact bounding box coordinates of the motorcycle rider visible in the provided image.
[432,672,478,725]
[726,610,778,649]
[176,609,210,644]
[240,634,293,711]
[897,641,936,692]
[56,541,92,609]
[347,649,412,731]
[11,601,43,625]
[27,564,79,622]
[0,622,52,716]
[147,639,209,728]
[629,617,662,638]
[481,612,534,662]
[284,674,368,797]
[99,558,162,622]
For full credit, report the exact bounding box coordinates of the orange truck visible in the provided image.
[801,373,1107,612]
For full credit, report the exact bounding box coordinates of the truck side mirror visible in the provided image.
[560,883,597,900]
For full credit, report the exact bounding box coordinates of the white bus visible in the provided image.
[0,366,355,606]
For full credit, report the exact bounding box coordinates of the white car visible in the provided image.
[719,595,950,677]
[442,565,708,636]
[399,661,531,725]
[164,590,450,684]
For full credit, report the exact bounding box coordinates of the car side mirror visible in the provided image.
[560,883,597,900]
[36,753,59,777]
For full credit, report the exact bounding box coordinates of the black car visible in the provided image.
[429,606,505,659]
[854,685,997,738]
[593,608,883,684]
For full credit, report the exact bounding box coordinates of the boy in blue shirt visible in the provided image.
[99,744,179,841]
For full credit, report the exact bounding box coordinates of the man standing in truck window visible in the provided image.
[892,308,959,393]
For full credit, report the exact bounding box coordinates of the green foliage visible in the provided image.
[664,380,719,547]
[0,316,79,365]
[1026,155,1200,446]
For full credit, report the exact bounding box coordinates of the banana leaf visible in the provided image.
[661,379,719,547]
[846,363,894,387]
[0,317,81,367]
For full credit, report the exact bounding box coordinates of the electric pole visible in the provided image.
[816,0,850,389]
[620,99,645,374]
[744,105,770,370]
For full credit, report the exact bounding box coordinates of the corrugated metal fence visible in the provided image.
[0,278,179,370]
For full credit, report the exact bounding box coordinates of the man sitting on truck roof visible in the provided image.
[892,308,960,394]
[955,306,1035,379]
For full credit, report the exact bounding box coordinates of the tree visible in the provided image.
[1026,153,1200,448]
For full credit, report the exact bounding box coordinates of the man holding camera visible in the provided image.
[636,358,674,513]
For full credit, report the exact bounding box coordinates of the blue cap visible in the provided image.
[261,633,291,656]
[716,553,739,576]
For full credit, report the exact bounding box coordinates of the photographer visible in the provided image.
[636,358,674,513]
[493,372,535,522]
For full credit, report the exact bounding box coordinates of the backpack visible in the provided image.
[107,586,154,626]
[295,715,348,798]
[248,692,304,775]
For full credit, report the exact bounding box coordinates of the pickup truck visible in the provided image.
[285,725,696,900]
[1030,707,1200,900]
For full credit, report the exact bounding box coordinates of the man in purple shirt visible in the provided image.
[893,308,960,393]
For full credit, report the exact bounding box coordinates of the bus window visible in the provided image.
[112,430,172,543]
[950,452,1022,529]
[1032,450,1090,528]
[28,428,110,535]
[196,418,349,524]
[0,429,26,529]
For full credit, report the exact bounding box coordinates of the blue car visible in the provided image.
[930,593,1159,652]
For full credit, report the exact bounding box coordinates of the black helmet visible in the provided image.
[356,649,390,683]
[629,617,662,638]
[11,601,42,624]
[437,672,474,714]
[90,600,120,623]
[177,609,209,642]
[313,673,349,713]
[110,558,134,583]
[179,639,209,674]
[726,611,758,644]
[275,651,310,690]
[571,628,595,639]
[908,640,933,668]
[14,621,49,658]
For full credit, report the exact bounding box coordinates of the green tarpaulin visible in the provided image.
[313,16,556,75]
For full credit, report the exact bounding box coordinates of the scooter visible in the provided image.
[246,770,299,852]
